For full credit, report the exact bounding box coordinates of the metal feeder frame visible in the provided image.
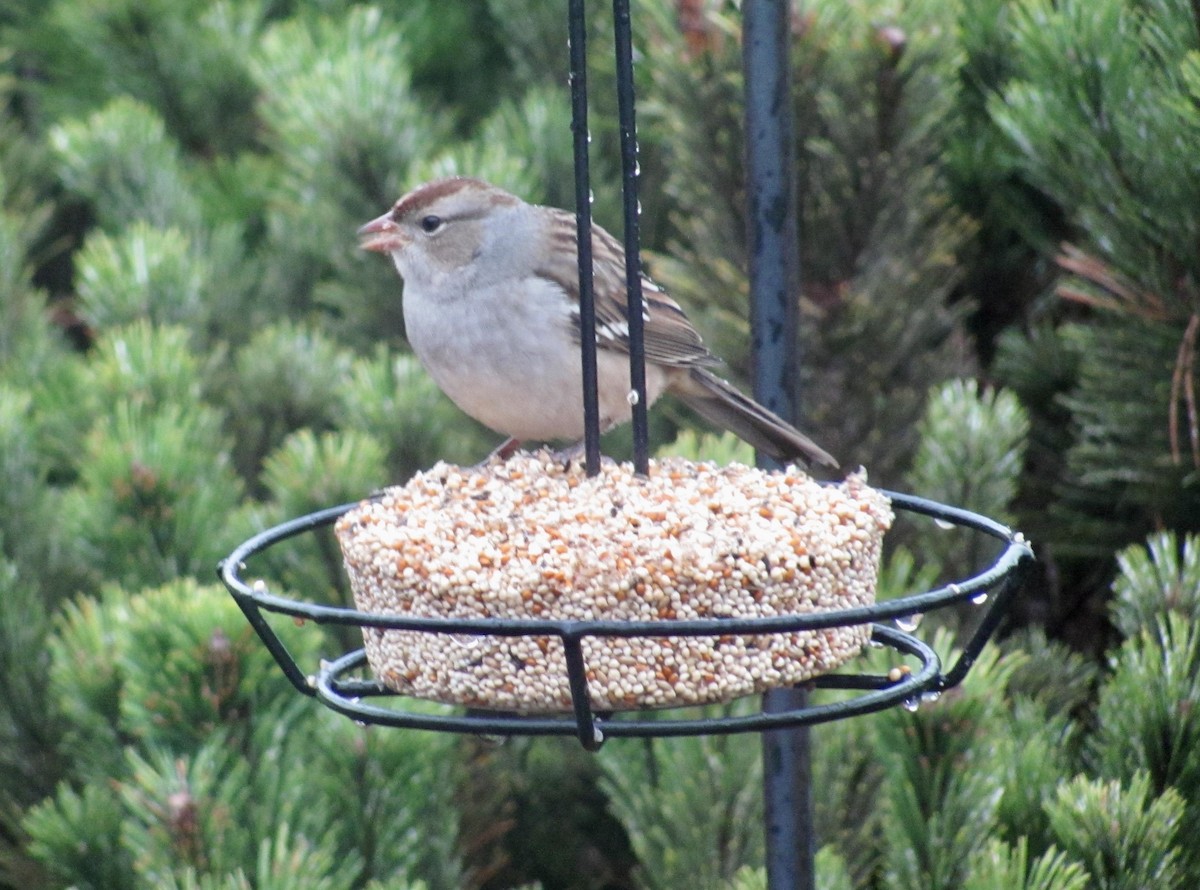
[220,2,1036,886]
[218,492,1032,752]
[214,0,1039,754]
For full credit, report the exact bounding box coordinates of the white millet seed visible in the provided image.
[335,453,892,713]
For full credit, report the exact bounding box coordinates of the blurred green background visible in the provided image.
[1,1,1199,887]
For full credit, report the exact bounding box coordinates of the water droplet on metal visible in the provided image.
[971,592,989,605]
[903,697,920,712]
[896,613,923,632]
[627,389,639,405]
[934,518,955,530]
[922,690,942,703]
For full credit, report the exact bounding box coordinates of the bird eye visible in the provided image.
[419,215,443,234]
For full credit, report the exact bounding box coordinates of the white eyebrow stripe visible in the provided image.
[597,319,630,342]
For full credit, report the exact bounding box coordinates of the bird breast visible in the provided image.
[401,273,666,441]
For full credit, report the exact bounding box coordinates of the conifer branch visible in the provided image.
[1169,312,1199,467]
[1054,244,1168,321]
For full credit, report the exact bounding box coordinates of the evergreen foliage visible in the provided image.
[1109,530,1200,636]
[220,320,353,482]
[1045,772,1185,890]
[59,400,245,589]
[334,346,493,482]
[28,578,462,889]
[30,0,263,156]
[874,635,1014,890]
[0,560,64,834]
[654,429,755,467]
[639,0,977,486]
[456,737,635,889]
[908,380,1028,529]
[599,709,764,889]
[49,97,203,233]
[0,177,54,371]
[0,0,1196,887]
[904,379,1029,612]
[1090,612,1200,876]
[962,838,1087,890]
[985,0,1200,560]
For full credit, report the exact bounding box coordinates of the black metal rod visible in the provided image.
[744,5,802,439]
[562,631,604,749]
[308,625,943,740]
[220,499,1030,742]
[938,548,1033,689]
[612,0,651,475]
[762,687,814,890]
[568,0,603,476]
[225,538,1026,637]
[230,590,314,697]
[218,494,1030,637]
[743,0,813,886]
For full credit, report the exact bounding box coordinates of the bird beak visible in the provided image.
[358,212,405,253]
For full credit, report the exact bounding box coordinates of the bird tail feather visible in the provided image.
[674,368,839,469]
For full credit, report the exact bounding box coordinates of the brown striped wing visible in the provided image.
[534,207,718,369]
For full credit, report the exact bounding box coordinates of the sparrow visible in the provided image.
[358,177,838,469]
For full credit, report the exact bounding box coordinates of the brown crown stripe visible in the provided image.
[390,177,517,219]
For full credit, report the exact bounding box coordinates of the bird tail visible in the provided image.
[673,368,840,469]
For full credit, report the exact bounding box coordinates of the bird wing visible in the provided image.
[534,208,718,369]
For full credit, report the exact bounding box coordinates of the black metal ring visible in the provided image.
[219,489,1032,749]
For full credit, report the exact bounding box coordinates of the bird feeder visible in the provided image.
[220,2,1032,888]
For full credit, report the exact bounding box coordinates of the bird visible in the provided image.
[358,177,838,469]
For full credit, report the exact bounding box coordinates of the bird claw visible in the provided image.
[472,437,523,468]
[550,440,586,466]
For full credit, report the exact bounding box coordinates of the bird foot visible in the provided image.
[474,437,523,467]
[550,440,586,466]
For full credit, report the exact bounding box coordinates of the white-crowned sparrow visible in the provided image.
[359,176,838,469]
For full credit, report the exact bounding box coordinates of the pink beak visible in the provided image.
[358,212,406,253]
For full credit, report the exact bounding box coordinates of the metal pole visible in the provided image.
[743,1,816,888]
[568,0,603,477]
[612,0,651,475]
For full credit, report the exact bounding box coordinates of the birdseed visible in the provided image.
[335,453,892,712]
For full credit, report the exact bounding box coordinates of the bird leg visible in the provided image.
[550,439,587,466]
[483,437,523,463]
